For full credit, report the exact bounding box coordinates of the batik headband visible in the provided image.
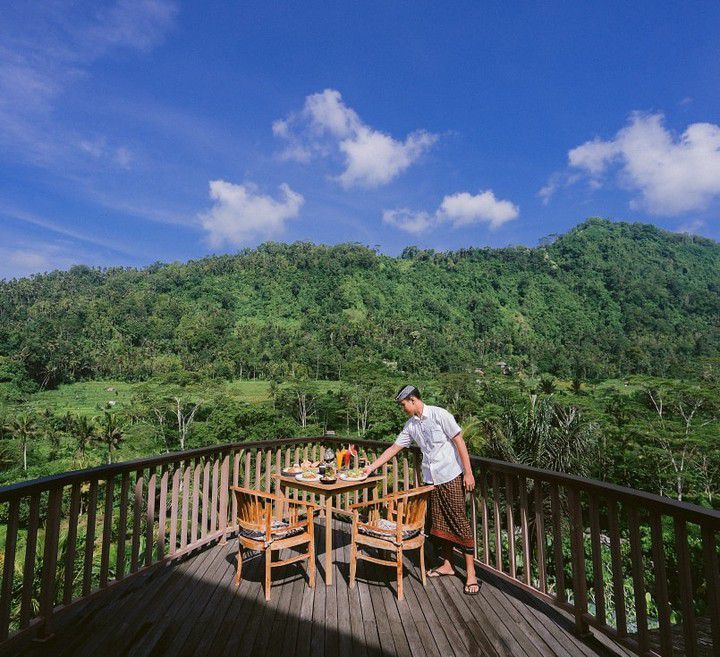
[395,385,416,402]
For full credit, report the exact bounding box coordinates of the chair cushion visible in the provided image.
[359,518,421,542]
[239,519,304,541]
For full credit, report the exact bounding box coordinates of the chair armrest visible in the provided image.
[348,496,390,510]
[278,518,310,532]
[348,485,434,510]
[230,486,318,510]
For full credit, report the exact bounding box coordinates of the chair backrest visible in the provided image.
[232,486,272,533]
[393,485,433,534]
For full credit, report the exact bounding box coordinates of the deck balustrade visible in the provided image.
[0,436,718,657]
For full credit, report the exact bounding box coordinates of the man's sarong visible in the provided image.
[429,473,475,554]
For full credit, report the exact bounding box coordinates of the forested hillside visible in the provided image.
[1,217,718,391]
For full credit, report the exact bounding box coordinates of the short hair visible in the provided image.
[395,385,421,402]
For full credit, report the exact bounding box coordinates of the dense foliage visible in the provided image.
[1,218,718,389]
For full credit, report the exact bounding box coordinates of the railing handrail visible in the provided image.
[0,437,316,499]
[2,435,718,525]
[469,455,720,526]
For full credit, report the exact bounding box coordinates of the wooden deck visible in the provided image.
[12,518,632,657]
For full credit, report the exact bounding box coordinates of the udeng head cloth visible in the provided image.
[395,385,419,402]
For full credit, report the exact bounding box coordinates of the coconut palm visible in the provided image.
[539,376,557,395]
[6,413,37,472]
[94,411,124,464]
[74,415,97,460]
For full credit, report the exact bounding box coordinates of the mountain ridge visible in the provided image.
[1,218,718,387]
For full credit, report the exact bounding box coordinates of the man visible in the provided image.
[363,385,480,595]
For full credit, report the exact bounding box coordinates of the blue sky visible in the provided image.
[1,1,719,279]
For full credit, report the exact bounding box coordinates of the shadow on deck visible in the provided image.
[11,519,633,657]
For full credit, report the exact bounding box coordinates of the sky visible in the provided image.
[1,1,719,279]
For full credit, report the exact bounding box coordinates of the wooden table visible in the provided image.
[275,473,384,585]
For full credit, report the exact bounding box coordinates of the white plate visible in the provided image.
[295,473,321,482]
[338,472,368,482]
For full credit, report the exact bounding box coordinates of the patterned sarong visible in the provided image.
[429,474,475,554]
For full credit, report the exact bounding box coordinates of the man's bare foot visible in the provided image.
[427,566,455,577]
[464,577,480,595]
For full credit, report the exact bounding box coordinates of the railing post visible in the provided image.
[568,487,590,637]
[533,478,547,593]
[37,486,63,639]
[219,452,229,543]
[0,497,19,640]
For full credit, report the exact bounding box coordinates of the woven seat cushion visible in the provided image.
[358,518,421,542]
[239,519,304,541]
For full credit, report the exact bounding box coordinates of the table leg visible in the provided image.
[325,494,333,585]
[278,483,286,520]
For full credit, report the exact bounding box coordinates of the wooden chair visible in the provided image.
[349,485,433,600]
[231,485,316,600]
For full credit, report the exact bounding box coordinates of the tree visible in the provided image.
[275,381,319,429]
[74,415,97,460]
[464,395,597,477]
[173,396,203,451]
[539,376,557,395]
[6,413,37,472]
[94,411,124,464]
[643,386,695,501]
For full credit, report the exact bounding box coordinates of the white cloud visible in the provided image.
[567,112,720,215]
[0,243,84,281]
[383,190,519,235]
[80,137,107,157]
[568,139,620,176]
[0,1,177,166]
[438,190,519,228]
[0,204,140,257]
[676,218,705,235]
[114,146,133,168]
[382,208,434,235]
[87,0,177,52]
[199,180,304,247]
[338,128,437,188]
[274,89,438,188]
[304,89,361,138]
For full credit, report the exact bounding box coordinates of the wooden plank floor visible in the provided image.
[13,518,630,657]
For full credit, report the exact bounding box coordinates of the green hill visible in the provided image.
[1,218,718,389]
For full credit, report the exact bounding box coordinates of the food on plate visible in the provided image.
[299,468,318,479]
[338,467,367,481]
[285,463,302,474]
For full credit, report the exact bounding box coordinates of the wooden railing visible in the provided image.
[0,436,718,657]
[471,457,720,657]
[0,437,418,648]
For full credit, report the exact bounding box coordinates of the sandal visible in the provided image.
[427,567,455,578]
[464,581,481,595]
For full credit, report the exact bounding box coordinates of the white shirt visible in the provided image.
[394,404,463,485]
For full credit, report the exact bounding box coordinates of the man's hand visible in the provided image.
[363,465,374,476]
[463,471,475,492]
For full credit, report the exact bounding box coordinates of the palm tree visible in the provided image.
[94,412,124,464]
[74,415,97,460]
[7,414,37,472]
[463,396,596,477]
[539,376,557,395]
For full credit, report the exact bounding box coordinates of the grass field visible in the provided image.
[2,378,347,416]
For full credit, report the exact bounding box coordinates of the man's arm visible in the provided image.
[451,432,475,491]
[364,442,404,475]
